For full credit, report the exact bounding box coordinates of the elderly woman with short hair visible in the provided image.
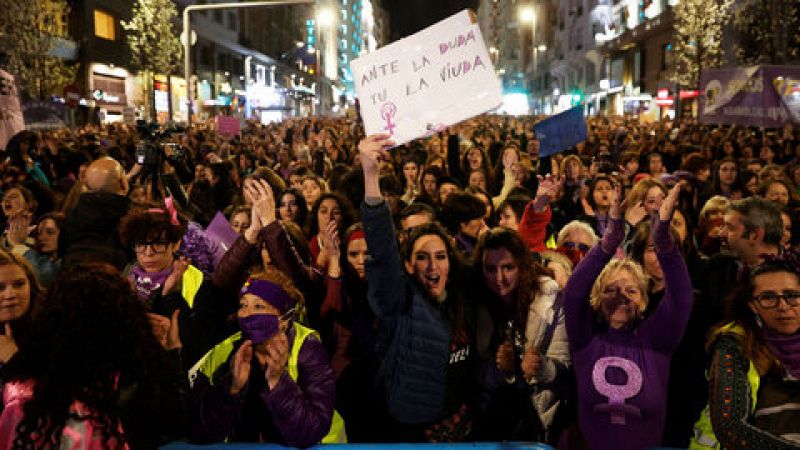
[562,183,693,450]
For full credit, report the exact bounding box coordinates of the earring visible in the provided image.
[754,314,764,328]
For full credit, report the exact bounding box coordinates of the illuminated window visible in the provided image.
[94,10,115,40]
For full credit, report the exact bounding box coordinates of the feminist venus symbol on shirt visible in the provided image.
[591,356,644,425]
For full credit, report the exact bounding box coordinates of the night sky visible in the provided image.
[384,0,481,42]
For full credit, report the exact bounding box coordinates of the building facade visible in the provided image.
[477,0,529,114]
[589,0,679,118]
[69,0,137,123]
[550,0,602,115]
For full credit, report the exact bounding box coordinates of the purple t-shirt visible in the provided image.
[564,243,692,450]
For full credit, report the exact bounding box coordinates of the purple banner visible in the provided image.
[698,65,800,127]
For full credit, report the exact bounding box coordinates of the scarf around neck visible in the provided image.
[762,327,800,379]
[130,265,174,302]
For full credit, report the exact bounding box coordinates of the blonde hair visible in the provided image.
[627,178,667,210]
[758,164,783,183]
[589,259,650,313]
[698,195,730,228]
[540,250,573,274]
[560,155,584,177]
[556,220,599,247]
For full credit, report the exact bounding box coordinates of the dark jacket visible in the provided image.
[59,191,131,270]
[120,349,190,449]
[361,200,453,424]
[190,327,336,447]
[151,236,255,367]
[697,252,741,324]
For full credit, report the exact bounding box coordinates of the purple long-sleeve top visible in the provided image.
[563,217,693,450]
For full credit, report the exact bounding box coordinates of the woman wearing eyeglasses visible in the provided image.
[119,205,242,367]
[691,258,800,449]
[562,183,693,450]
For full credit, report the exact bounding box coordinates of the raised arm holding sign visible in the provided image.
[351,10,503,146]
[0,69,25,150]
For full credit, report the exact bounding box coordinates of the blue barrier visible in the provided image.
[161,443,554,450]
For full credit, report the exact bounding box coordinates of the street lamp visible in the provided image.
[317,8,334,27]
[519,6,534,23]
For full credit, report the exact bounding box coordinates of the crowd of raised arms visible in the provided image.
[0,114,798,450]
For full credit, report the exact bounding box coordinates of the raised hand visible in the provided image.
[533,174,563,212]
[609,183,623,220]
[659,183,682,222]
[162,256,190,296]
[358,134,394,199]
[249,179,276,228]
[7,214,31,247]
[230,341,253,395]
[625,201,647,227]
[651,183,683,253]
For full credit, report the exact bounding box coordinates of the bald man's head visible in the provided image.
[85,157,128,195]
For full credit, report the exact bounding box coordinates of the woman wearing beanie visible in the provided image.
[189,269,345,446]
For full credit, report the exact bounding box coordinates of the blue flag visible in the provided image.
[532,106,588,157]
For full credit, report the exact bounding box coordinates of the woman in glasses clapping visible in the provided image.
[119,204,242,367]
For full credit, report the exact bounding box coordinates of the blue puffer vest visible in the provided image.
[361,201,451,424]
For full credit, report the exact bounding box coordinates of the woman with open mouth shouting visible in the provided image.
[358,133,477,442]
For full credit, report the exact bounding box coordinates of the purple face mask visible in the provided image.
[238,314,280,345]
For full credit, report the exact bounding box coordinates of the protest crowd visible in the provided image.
[0,112,798,450]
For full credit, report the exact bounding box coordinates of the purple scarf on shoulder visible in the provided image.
[762,327,800,379]
[130,265,173,302]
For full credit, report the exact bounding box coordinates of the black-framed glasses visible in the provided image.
[751,291,800,308]
[134,241,170,254]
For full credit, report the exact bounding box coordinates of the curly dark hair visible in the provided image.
[118,206,188,247]
[4,263,168,449]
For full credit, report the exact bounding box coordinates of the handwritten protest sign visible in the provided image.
[351,10,502,146]
[0,69,25,150]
